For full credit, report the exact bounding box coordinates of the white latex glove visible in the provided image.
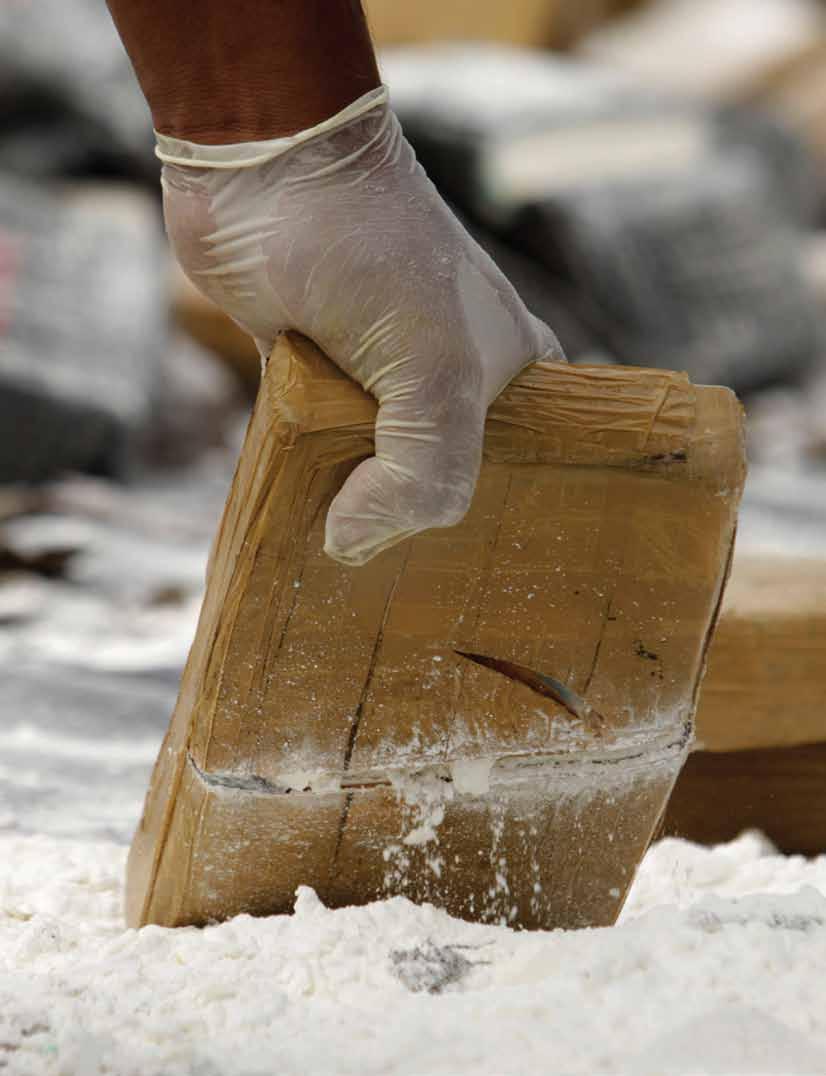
[157,86,564,565]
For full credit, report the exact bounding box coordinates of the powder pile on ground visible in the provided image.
[2,829,826,1075]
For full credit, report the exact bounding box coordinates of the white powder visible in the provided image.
[2,830,826,1075]
[449,757,494,796]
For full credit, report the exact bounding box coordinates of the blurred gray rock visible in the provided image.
[385,45,822,390]
[514,158,820,390]
[0,0,155,183]
[0,179,167,482]
[140,331,246,468]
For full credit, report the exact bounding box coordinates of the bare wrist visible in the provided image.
[107,0,381,143]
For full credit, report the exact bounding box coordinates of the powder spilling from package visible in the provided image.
[2,830,826,1075]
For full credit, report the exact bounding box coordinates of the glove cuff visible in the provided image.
[154,85,388,169]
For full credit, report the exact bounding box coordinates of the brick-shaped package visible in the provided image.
[127,334,745,930]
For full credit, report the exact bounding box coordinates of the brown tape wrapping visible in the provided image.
[696,556,826,753]
[666,556,826,856]
[665,742,826,856]
[126,333,745,931]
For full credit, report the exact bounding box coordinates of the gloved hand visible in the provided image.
[158,86,564,565]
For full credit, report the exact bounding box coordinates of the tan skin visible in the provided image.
[104,0,381,143]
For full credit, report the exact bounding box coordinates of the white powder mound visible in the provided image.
[3,831,826,1075]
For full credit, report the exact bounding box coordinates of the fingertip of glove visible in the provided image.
[323,536,370,567]
[324,512,419,567]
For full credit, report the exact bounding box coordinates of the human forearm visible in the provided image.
[105,0,380,143]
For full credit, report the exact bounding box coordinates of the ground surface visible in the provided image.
[2,830,826,1075]
[1,462,826,1076]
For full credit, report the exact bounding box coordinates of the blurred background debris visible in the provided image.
[1,0,826,844]
[0,0,155,184]
[0,181,166,482]
[381,44,822,386]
